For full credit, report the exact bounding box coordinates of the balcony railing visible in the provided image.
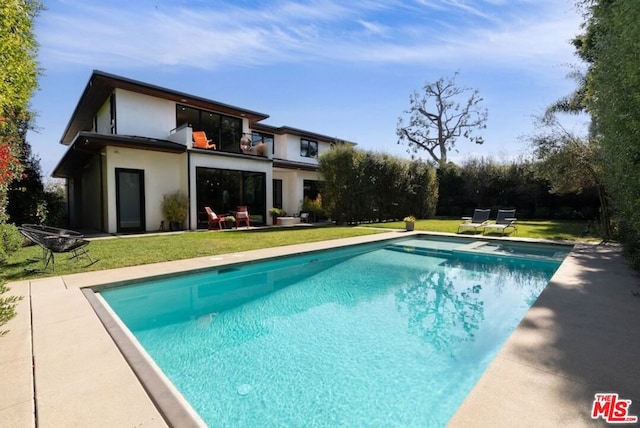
[168,127,271,159]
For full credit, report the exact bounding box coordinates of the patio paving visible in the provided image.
[1,232,639,427]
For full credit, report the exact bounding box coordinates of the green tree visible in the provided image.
[397,72,488,167]
[42,179,67,226]
[319,145,438,223]
[0,223,23,336]
[0,0,43,221]
[318,145,362,223]
[0,0,43,333]
[7,141,46,224]
[529,115,610,239]
[571,0,640,263]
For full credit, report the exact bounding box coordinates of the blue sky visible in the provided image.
[29,0,587,177]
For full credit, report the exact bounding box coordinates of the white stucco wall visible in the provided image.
[273,168,321,216]
[104,146,187,233]
[115,89,176,139]
[95,101,111,134]
[317,141,332,157]
[272,134,285,159]
[279,134,333,165]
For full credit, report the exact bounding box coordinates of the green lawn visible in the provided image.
[363,218,593,241]
[2,219,595,283]
[1,226,385,282]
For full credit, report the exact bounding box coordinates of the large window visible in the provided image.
[196,167,266,228]
[177,105,242,153]
[300,138,318,158]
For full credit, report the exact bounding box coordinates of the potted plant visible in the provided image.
[269,208,283,225]
[403,215,416,231]
[225,215,236,228]
[161,191,189,231]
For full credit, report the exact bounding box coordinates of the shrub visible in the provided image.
[269,208,284,218]
[0,223,23,264]
[161,191,189,223]
[0,223,24,336]
[0,282,22,336]
[533,207,551,219]
[43,184,66,226]
[302,196,325,217]
[318,145,438,223]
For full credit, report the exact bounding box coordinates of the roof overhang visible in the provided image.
[272,158,319,172]
[60,70,270,146]
[52,132,186,178]
[252,123,357,146]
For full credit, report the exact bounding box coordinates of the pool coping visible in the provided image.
[2,230,640,427]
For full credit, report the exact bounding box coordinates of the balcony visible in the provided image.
[168,126,271,159]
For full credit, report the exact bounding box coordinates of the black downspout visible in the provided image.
[187,150,192,230]
[99,152,105,233]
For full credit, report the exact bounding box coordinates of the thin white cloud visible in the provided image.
[358,20,388,36]
[442,0,498,21]
[36,0,581,76]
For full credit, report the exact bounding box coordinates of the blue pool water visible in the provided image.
[100,236,571,427]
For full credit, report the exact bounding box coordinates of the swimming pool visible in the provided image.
[97,235,571,427]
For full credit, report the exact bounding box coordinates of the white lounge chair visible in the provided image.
[457,209,491,234]
[483,209,517,236]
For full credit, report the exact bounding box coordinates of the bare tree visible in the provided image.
[397,72,487,167]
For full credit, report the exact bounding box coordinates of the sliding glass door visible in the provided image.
[196,167,265,228]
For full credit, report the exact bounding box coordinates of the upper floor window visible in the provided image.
[300,138,318,158]
[176,104,241,153]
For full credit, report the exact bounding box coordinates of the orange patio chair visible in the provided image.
[193,131,216,150]
[236,206,250,228]
[205,207,225,230]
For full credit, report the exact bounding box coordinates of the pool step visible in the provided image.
[385,244,453,258]
[457,241,491,251]
[387,240,568,265]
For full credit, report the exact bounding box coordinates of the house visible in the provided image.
[53,70,354,233]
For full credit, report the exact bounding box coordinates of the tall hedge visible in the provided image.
[584,1,640,265]
[436,157,599,220]
[0,0,43,222]
[319,145,438,223]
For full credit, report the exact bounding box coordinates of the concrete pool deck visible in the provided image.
[1,231,639,427]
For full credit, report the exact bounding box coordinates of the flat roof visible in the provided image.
[53,131,186,178]
[253,123,357,145]
[59,70,270,146]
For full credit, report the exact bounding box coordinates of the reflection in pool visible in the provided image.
[100,236,571,427]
